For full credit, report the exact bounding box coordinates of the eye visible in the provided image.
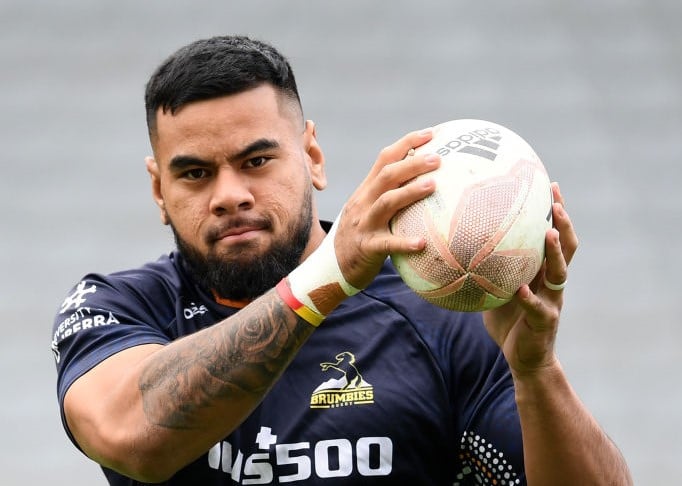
[183,168,209,180]
[244,156,270,169]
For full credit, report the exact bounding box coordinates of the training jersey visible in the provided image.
[52,250,526,485]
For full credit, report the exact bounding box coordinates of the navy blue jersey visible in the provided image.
[52,251,525,485]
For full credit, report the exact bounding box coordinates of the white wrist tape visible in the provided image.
[287,216,361,317]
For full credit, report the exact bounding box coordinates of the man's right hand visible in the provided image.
[333,129,441,290]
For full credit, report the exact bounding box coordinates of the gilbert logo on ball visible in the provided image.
[390,119,553,312]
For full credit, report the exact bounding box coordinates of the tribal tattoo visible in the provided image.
[138,288,315,430]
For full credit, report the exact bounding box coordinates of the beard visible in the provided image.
[171,189,314,301]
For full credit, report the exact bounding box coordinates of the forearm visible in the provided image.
[145,287,315,472]
[513,359,632,486]
[140,287,313,429]
[95,288,316,481]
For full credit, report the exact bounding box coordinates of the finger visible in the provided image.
[372,152,441,194]
[357,128,438,205]
[370,128,434,176]
[337,158,438,250]
[542,228,568,294]
[513,284,560,365]
[518,283,561,329]
[551,181,565,207]
[371,171,438,227]
[348,151,440,215]
[366,231,429,256]
[552,201,578,266]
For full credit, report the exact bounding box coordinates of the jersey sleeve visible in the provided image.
[51,270,175,446]
[453,350,525,484]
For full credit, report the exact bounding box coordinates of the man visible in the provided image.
[52,35,632,485]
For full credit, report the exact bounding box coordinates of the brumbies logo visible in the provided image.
[310,351,374,409]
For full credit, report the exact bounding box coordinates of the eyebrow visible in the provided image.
[168,138,281,173]
[234,138,280,160]
[168,155,210,173]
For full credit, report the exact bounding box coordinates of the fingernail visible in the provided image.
[552,182,563,199]
[418,127,433,136]
[424,154,439,164]
[422,177,436,189]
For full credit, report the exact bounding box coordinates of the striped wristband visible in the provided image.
[278,214,362,327]
[276,277,325,327]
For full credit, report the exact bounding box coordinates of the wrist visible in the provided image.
[280,218,360,326]
[511,356,567,402]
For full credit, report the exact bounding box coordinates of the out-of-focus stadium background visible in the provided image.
[2,1,680,483]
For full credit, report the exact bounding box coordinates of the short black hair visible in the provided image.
[144,35,302,138]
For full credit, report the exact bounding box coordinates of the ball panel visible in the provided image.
[390,194,443,291]
[451,166,528,268]
[473,250,541,294]
[418,275,487,312]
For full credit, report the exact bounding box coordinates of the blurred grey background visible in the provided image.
[2,0,680,484]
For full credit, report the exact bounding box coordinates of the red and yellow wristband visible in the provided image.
[275,277,325,327]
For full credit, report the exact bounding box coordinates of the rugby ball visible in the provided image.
[390,119,553,312]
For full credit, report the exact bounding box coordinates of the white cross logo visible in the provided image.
[60,281,97,313]
[255,426,278,450]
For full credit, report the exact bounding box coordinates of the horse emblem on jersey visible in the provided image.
[310,351,374,409]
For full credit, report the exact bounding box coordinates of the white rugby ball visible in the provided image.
[390,119,553,312]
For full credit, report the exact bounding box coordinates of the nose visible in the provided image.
[209,167,255,215]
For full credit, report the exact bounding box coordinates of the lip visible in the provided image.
[215,225,265,243]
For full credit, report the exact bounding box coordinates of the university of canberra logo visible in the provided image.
[310,351,374,409]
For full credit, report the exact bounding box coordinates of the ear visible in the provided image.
[303,120,327,191]
[145,156,169,225]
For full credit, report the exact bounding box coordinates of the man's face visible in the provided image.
[147,85,327,300]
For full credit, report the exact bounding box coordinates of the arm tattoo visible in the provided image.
[139,288,315,430]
